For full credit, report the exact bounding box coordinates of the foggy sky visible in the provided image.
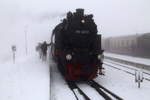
[1,0,150,37]
[0,0,150,61]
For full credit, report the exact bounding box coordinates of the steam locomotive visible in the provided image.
[50,9,104,81]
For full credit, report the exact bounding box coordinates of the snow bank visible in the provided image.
[0,54,50,100]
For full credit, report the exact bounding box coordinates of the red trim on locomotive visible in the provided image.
[65,63,98,81]
[54,50,60,56]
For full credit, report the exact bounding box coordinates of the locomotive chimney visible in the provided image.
[76,8,84,16]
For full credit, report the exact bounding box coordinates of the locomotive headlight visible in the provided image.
[97,54,101,60]
[66,54,72,60]
[97,54,104,61]
[81,19,85,23]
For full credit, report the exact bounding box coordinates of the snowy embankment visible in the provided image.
[0,54,50,100]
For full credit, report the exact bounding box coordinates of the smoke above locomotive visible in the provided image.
[51,9,104,81]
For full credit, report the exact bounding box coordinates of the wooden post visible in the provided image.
[11,45,16,64]
[135,70,143,88]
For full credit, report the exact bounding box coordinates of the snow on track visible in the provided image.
[50,62,76,100]
[104,59,150,81]
[78,83,104,100]
[104,52,150,66]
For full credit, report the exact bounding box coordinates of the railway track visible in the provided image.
[66,80,90,100]
[104,60,150,82]
[88,80,123,100]
[105,60,150,76]
[66,80,123,100]
[104,56,150,71]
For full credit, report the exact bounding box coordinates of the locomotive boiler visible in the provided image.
[50,9,104,81]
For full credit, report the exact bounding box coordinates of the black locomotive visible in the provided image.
[50,9,104,81]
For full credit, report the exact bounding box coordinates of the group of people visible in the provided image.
[36,41,49,61]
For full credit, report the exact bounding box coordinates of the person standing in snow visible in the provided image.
[41,41,48,61]
[36,43,43,59]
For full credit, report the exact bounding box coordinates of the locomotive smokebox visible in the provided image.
[76,8,84,16]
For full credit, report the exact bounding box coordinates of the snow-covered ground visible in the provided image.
[1,51,150,100]
[50,62,77,100]
[96,64,150,100]
[0,54,50,100]
[0,7,61,100]
[51,59,150,100]
[104,52,150,66]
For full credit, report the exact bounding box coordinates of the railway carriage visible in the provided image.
[102,33,150,58]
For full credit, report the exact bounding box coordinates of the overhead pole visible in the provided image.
[25,26,28,55]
